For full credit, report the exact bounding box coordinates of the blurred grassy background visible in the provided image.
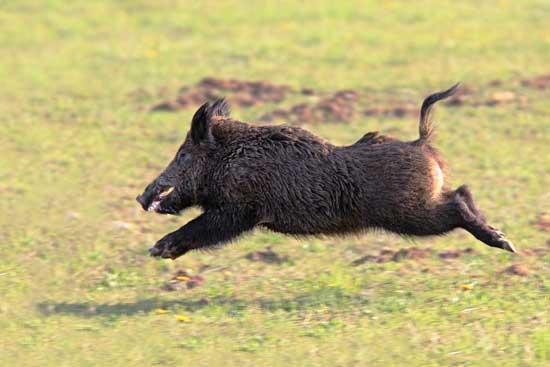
[0,1,548,366]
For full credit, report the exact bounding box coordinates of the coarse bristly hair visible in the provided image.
[137,84,516,260]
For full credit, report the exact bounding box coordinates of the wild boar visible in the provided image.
[137,84,516,259]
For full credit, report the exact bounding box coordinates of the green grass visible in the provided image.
[0,1,549,366]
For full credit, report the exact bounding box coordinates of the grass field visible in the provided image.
[0,1,549,366]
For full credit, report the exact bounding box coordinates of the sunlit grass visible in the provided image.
[0,1,549,366]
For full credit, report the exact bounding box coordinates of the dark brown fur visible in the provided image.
[137,84,516,259]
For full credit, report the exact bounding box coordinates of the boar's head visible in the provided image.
[136,99,229,215]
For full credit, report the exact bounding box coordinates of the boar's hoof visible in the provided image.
[149,246,163,257]
[495,237,517,254]
[487,228,516,253]
[487,225,505,238]
[161,247,183,259]
[149,240,187,259]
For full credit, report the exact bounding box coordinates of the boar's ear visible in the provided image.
[190,98,230,144]
[190,102,210,144]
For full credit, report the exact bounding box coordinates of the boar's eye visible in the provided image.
[176,151,190,164]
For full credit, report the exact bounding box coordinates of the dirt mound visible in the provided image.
[185,275,205,289]
[150,75,545,122]
[152,78,291,111]
[533,213,550,232]
[438,248,476,259]
[502,264,530,277]
[520,247,548,257]
[352,246,433,266]
[444,85,526,107]
[486,91,526,106]
[246,247,289,264]
[352,246,481,266]
[363,101,417,118]
[259,90,358,124]
[261,90,422,124]
[391,247,433,261]
[161,270,205,291]
[445,85,476,106]
[521,74,550,90]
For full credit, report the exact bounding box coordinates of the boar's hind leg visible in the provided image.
[454,185,485,221]
[453,186,517,253]
[411,186,516,253]
[149,207,258,259]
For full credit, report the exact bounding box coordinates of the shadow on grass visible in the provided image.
[37,288,369,318]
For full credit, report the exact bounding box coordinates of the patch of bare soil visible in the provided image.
[259,90,359,124]
[486,91,526,106]
[533,213,550,232]
[363,100,418,118]
[152,78,291,111]
[352,246,481,266]
[161,270,205,291]
[149,74,547,123]
[502,264,530,277]
[261,90,421,124]
[520,247,548,257]
[351,249,394,265]
[445,85,476,106]
[438,248,476,260]
[521,74,550,90]
[185,275,205,289]
[352,247,433,266]
[445,85,527,107]
[391,247,434,261]
[487,79,503,87]
[245,247,289,264]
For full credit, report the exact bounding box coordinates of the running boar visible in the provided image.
[137,84,516,259]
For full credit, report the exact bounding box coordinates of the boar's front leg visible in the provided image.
[149,207,258,259]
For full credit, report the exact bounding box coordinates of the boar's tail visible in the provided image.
[415,83,460,145]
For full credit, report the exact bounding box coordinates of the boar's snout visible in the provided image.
[136,193,151,211]
[136,178,178,213]
[136,180,163,212]
[136,181,158,211]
